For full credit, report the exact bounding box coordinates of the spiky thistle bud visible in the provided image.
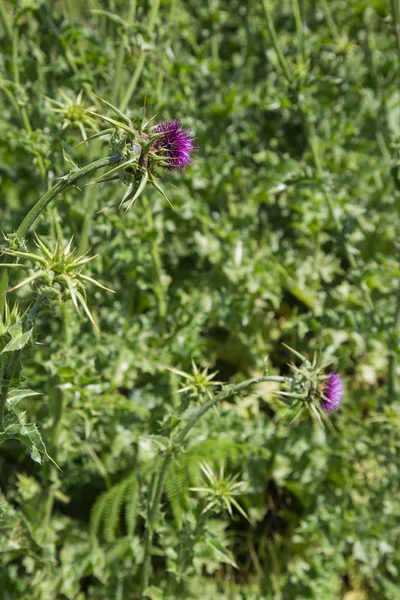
[82,96,197,212]
[275,345,344,424]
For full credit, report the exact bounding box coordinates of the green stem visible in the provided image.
[143,198,167,333]
[15,155,119,243]
[261,0,292,84]
[0,293,47,427]
[388,283,400,398]
[120,0,161,112]
[391,0,400,63]
[77,179,98,255]
[140,374,287,596]
[12,26,46,180]
[111,0,137,106]
[112,37,128,106]
[0,0,12,39]
[0,155,119,315]
[320,0,340,42]
[291,0,305,61]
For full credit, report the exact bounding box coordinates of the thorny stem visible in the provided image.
[0,155,120,330]
[15,155,120,243]
[0,293,47,428]
[140,374,288,596]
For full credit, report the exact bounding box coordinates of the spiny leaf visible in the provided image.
[1,326,32,353]
[7,388,41,409]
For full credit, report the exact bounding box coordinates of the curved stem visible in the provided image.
[0,154,119,312]
[139,374,288,596]
[16,155,120,242]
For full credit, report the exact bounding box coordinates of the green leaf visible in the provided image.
[207,538,239,569]
[30,446,42,464]
[62,148,79,171]
[0,268,8,316]
[1,324,32,353]
[7,388,41,409]
[0,418,59,468]
[140,434,170,451]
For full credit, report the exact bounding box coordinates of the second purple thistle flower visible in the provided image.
[321,372,344,413]
[154,120,197,170]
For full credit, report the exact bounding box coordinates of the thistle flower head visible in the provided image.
[153,120,197,170]
[321,372,344,413]
[80,96,198,211]
[275,345,344,425]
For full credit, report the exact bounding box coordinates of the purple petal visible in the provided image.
[321,372,344,413]
[154,120,198,170]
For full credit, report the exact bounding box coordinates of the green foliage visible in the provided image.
[90,473,139,542]
[1,0,400,598]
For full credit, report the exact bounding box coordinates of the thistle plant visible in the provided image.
[0,97,197,461]
[276,345,345,424]
[46,89,98,141]
[3,2,400,597]
[83,96,197,211]
[3,233,114,329]
[0,87,346,598]
[190,462,249,520]
[168,360,223,402]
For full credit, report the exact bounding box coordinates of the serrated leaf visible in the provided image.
[1,326,32,353]
[7,388,41,409]
[207,539,239,569]
[7,423,60,469]
[30,446,42,464]
[62,148,78,170]
[140,434,170,450]
[20,423,47,452]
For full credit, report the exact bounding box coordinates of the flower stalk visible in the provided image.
[15,155,120,243]
[140,374,287,597]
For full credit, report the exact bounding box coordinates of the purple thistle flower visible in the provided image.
[154,120,197,170]
[321,372,344,413]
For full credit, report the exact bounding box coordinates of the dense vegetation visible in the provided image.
[1,1,400,598]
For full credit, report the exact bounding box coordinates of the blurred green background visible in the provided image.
[1,0,400,598]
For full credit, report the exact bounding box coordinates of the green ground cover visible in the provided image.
[1,1,400,598]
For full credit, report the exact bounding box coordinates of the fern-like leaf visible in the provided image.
[90,473,140,543]
[125,475,139,538]
[165,461,190,530]
[90,490,109,539]
[104,481,127,543]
